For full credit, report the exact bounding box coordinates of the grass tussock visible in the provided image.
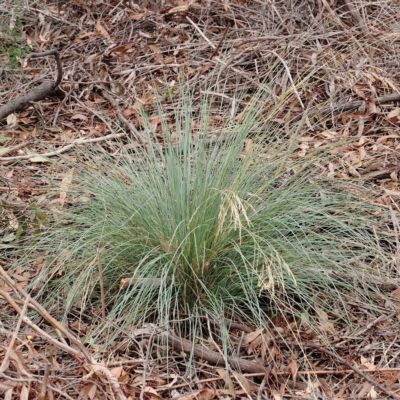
[22,75,393,350]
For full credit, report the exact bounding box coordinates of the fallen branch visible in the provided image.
[0,132,126,162]
[361,168,396,181]
[0,50,63,121]
[163,331,267,374]
[204,317,258,398]
[312,93,400,116]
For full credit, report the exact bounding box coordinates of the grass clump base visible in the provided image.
[21,79,394,355]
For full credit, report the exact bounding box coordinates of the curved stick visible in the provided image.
[26,49,63,88]
[0,50,63,120]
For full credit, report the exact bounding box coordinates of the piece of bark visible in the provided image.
[311,93,400,116]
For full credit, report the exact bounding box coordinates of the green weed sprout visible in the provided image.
[0,2,30,68]
[22,75,393,353]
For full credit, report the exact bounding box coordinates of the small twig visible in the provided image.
[38,364,51,400]
[186,16,216,49]
[1,372,75,400]
[0,294,30,374]
[0,288,81,358]
[283,340,400,400]
[351,311,398,338]
[53,61,75,127]
[26,50,63,88]
[236,331,245,358]
[97,251,106,321]
[256,372,269,400]
[312,93,400,117]
[343,0,393,54]
[0,132,126,162]
[100,89,146,146]
[0,265,85,355]
[0,266,128,400]
[210,23,231,59]
[265,50,304,109]
[106,359,146,367]
[0,141,30,157]
[140,331,156,400]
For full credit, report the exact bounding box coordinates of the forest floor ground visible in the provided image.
[1,0,400,399]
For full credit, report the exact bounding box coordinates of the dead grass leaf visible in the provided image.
[95,21,111,39]
[216,368,235,397]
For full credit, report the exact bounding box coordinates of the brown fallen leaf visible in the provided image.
[166,5,190,14]
[387,108,400,119]
[111,366,123,378]
[315,307,335,334]
[360,355,375,370]
[348,165,361,178]
[70,114,89,121]
[232,371,256,393]
[95,21,111,39]
[216,368,235,397]
[130,13,145,20]
[243,329,262,345]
